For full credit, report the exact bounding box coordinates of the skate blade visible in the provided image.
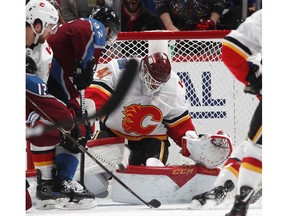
[189,199,218,209]
[35,197,70,210]
[189,199,203,209]
[63,199,98,210]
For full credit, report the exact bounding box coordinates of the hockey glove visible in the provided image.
[73,58,96,90]
[182,131,232,168]
[26,55,37,74]
[59,127,88,154]
[196,18,215,30]
[59,135,87,154]
[244,62,262,95]
[75,109,93,140]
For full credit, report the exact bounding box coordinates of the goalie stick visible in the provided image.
[26,59,161,208]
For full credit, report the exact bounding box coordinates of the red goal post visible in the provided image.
[98,30,259,146]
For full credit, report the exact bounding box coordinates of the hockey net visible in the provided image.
[98,30,258,146]
[27,31,259,176]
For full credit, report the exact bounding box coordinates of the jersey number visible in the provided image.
[37,83,48,95]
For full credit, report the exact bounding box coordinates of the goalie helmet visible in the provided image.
[89,5,120,46]
[139,52,171,95]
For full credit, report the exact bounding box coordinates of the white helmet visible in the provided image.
[26,0,59,43]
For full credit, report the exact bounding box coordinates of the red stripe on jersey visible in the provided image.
[85,85,111,111]
[242,157,262,169]
[224,158,241,169]
[31,150,55,164]
[222,44,250,85]
[167,118,195,146]
[46,46,52,55]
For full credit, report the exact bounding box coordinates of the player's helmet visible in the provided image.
[26,0,59,40]
[89,5,120,46]
[139,52,171,95]
[46,0,61,11]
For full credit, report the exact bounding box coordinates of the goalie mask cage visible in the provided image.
[99,30,258,146]
[26,31,259,176]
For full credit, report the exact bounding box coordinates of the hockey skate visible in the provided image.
[53,177,97,210]
[35,169,97,210]
[35,169,70,210]
[190,180,234,208]
[225,186,254,216]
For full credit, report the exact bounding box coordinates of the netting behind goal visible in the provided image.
[98,31,259,146]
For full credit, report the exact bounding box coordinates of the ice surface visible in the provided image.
[26,177,262,216]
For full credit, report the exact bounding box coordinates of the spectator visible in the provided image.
[121,0,161,31]
[141,0,159,18]
[218,0,262,30]
[247,0,262,16]
[153,0,229,31]
[60,0,104,22]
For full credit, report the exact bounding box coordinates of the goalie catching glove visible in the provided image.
[73,58,96,90]
[182,131,232,169]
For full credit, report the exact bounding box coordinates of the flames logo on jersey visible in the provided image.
[122,104,162,135]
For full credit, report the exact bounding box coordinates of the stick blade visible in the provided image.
[148,199,161,208]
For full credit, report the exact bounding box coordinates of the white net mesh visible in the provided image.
[98,31,258,146]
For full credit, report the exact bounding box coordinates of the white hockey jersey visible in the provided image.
[225,9,262,58]
[26,40,53,83]
[85,58,195,146]
[222,9,262,85]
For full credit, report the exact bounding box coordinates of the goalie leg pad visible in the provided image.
[182,131,232,168]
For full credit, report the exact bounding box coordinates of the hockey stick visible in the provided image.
[26,59,161,208]
[27,59,138,138]
[26,95,161,208]
[79,90,89,186]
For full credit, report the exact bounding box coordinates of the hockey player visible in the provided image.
[190,9,262,216]
[26,55,74,210]
[26,0,62,210]
[26,0,59,83]
[47,5,120,104]
[84,52,232,168]
[43,4,120,201]
[26,0,97,210]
